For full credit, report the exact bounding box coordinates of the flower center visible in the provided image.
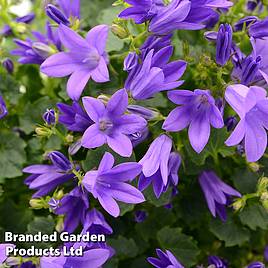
[82,51,100,69]
[99,119,113,132]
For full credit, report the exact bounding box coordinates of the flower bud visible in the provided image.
[54,189,64,200]
[127,105,160,120]
[29,199,45,209]
[2,58,14,74]
[97,94,110,104]
[47,151,72,171]
[15,13,35,24]
[241,55,261,85]
[134,210,147,223]
[35,126,53,137]
[204,31,218,42]
[216,24,233,66]
[0,24,12,36]
[234,16,258,32]
[257,177,268,192]
[65,134,74,143]
[232,197,246,211]
[124,52,139,71]
[224,116,237,132]
[111,24,129,39]
[6,257,20,266]
[68,139,82,155]
[260,192,268,201]
[0,96,8,119]
[46,4,70,26]
[42,109,56,125]
[32,42,54,59]
[249,162,260,172]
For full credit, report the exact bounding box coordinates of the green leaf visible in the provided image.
[27,216,55,235]
[108,235,139,260]
[209,218,250,247]
[184,128,235,166]
[144,187,172,207]
[0,131,26,181]
[119,202,134,216]
[239,204,268,231]
[157,226,200,267]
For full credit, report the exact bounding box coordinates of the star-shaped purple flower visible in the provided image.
[198,171,241,221]
[81,89,147,157]
[163,89,224,153]
[82,152,145,217]
[41,24,110,101]
[225,84,268,162]
[147,248,184,268]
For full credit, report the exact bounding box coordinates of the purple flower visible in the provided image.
[15,13,35,24]
[247,262,265,268]
[48,198,60,210]
[0,25,12,36]
[128,127,149,147]
[234,16,258,32]
[57,0,80,19]
[124,52,139,71]
[163,89,224,153]
[225,84,268,162]
[11,22,60,65]
[40,246,110,268]
[55,187,89,233]
[216,24,233,66]
[247,0,263,12]
[264,245,268,261]
[46,4,70,26]
[23,151,75,198]
[147,249,184,268]
[43,109,56,125]
[224,116,237,132]
[127,105,159,121]
[134,210,147,223]
[118,0,161,24]
[198,171,241,221]
[125,46,187,100]
[82,208,113,235]
[82,152,145,217]
[0,96,8,119]
[2,58,14,74]
[57,101,92,132]
[0,244,15,265]
[41,24,109,101]
[81,89,147,157]
[139,150,181,198]
[20,261,36,268]
[208,255,228,268]
[249,18,268,39]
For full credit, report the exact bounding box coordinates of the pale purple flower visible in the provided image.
[208,255,228,268]
[127,105,159,121]
[57,101,93,132]
[139,151,181,198]
[23,151,75,198]
[82,208,113,235]
[43,109,56,125]
[81,89,147,157]
[125,46,187,100]
[0,96,8,119]
[216,24,233,66]
[55,187,89,233]
[0,244,15,265]
[82,152,145,217]
[225,84,268,162]
[247,262,265,268]
[198,171,241,221]
[124,52,139,71]
[128,127,149,147]
[148,249,184,268]
[163,89,224,153]
[48,198,60,210]
[41,24,110,100]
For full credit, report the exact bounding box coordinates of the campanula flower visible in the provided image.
[139,151,181,198]
[208,255,228,268]
[247,262,265,268]
[0,96,8,119]
[46,4,70,26]
[225,84,268,162]
[247,0,263,11]
[11,22,61,65]
[163,89,224,153]
[216,24,233,66]
[125,47,187,100]
[82,152,145,217]
[124,52,139,71]
[0,25,12,36]
[57,0,80,19]
[82,208,113,235]
[127,105,160,121]
[41,24,110,100]
[81,89,147,157]
[147,248,184,268]
[249,18,268,38]
[55,187,89,233]
[23,151,75,198]
[198,171,241,221]
[57,101,92,132]
[48,198,60,210]
[43,109,56,125]
[2,58,14,74]
[128,127,149,147]
[118,0,162,24]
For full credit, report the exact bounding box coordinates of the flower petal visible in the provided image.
[167,90,194,105]
[107,133,133,157]
[81,124,106,149]
[118,114,147,134]
[98,152,115,173]
[82,97,105,122]
[225,119,246,146]
[98,193,120,217]
[107,89,128,116]
[91,57,110,83]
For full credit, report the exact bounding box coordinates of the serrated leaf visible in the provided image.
[209,218,250,247]
[157,226,200,267]
[239,204,268,230]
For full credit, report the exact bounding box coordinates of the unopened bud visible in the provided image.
[32,42,54,59]
[46,4,70,26]
[260,192,268,201]
[111,24,129,39]
[232,197,246,211]
[54,189,64,200]
[30,199,45,209]
[65,134,74,143]
[47,151,72,171]
[258,177,268,192]
[124,52,139,71]
[35,126,53,137]
[2,58,14,74]
[97,94,110,104]
[6,257,20,266]
[127,105,160,121]
[43,109,56,125]
[249,162,260,172]
[68,139,82,155]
